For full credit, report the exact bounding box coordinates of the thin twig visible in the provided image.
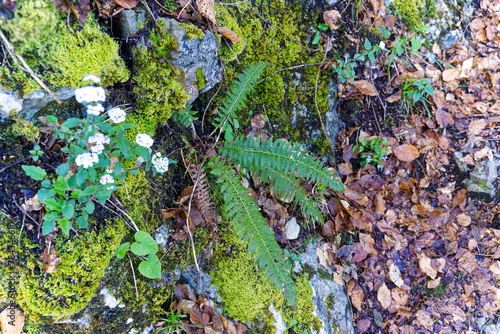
[202,81,223,134]
[18,213,25,246]
[215,0,249,4]
[128,255,139,301]
[102,198,140,232]
[0,29,61,104]
[0,157,29,173]
[178,0,193,20]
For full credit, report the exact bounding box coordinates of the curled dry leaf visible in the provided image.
[385,90,402,103]
[427,277,442,289]
[218,27,240,43]
[40,247,61,273]
[323,10,341,30]
[419,253,437,279]
[353,80,377,96]
[393,144,419,162]
[456,213,471,227]
[377,283,392,309]
[197,0,217,25]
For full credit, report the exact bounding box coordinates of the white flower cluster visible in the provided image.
[75,86,106,104]
[100,174,115,190]
[87,103,104,116]
[108,107,126,124]
[75,152,99,169]
[135,133,154,149]
[152,152,169,173]
[88,132,110,155]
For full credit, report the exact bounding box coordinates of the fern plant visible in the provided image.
[212,61,267,141]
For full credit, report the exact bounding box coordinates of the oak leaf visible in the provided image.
[393,144,419,162]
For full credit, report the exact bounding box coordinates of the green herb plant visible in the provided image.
[29,144,44,161]
[353,136,389,169]
[332,53,365,84]
[401,78,434,117]
[284,248,302,271]
[363,39,386,64]
[312,23,329,45]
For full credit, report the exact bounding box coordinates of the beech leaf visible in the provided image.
[218,27,240,43]
[393,144,419,162]
[115,0,139,9]
[377,283,392,309]
[353,80,377,96]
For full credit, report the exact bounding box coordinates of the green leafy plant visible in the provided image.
[312,23,329,45]
[172,105,198,128]
[401,78,434,117]
[212,61,267,141]
[284,249,302,271]
[29,144,44,162]
[22,80,173,238]
[157,311,188,334]
[332,53,365,84]
[115,231,161,279]
[363,39,386,64]
[353,136,389,169]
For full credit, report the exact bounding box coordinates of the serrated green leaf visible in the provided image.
[76,215,88,229]
[42,219,56,235]
[58,217,71,235]
[56,163,69,177]
[22,165,46,181]
[62,203,74,219]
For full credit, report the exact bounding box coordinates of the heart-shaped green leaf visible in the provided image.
[130,231,158,256]
[138,254,161,279]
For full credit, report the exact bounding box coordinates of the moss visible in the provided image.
[133,24,190,124]
[179,23,205,40]
[211,230,321,333]
[6,110,39,142]
[326,293,335,311]
[216,5,245,62]
[282,273,322,333]
[17,219,126,322]
[22,322,43,334]
[196,68,206,91]
[0,0,129,95]
[211,0,332,153]
[389,0,436,29]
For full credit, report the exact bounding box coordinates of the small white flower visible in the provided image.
[108,107,127,124]
[135,133,154,149]
[379,41,386,49]
[90,143,105,155]
[100,174,114,185]
[106,169,113,173]
[87,103,104,116]
[75,86,106,104]
[107,185,115,191]
[88,132,110,145]
[75,152,99,169]
[152,152,169,173]
[83,75,101,84]
[366,155,372,163]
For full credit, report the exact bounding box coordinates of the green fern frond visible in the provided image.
[260,165,325,226]
[208,157,297,306]
[212,62,267,139]
[221,136,344,192]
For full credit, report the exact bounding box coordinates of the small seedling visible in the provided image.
[29,144,43,162]
[401,78,434,117]
[353,137,389,169]
[284,249,302,271]
[312,23,329,44]
[332,53,365,84]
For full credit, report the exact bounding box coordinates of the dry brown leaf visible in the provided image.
[385,90,402,103]
[442,68,459,82]
[460,58,474,78]
[316,244,332,269]
[427,277,442,289]
[40,247,61,273]
[353,80,377,96]
[323,10,341,30]
[22,194,42,212]
[349,284,365,311]
[393,144,419,162]
[197,0,217,24]
[338,162,353,175]
[474,147,493,161]
[490,261,500,275]
[431,258,446,273]
[468,119,486,135]
[391,287,408,306]
[419,253,438,279]
[377,283,392,309]
[456,213,471,227]
[115,0,139,9]
[217,27,240,43]
[389,263,404,287]
[416,310,434,330]
[432,43,441,55]
[436,108,454,127]
[470,18,486,30]
[0,308,24,334]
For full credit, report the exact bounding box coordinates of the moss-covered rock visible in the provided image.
[0,0,129,96]
[16,219,126,322]
[388,0,437,30]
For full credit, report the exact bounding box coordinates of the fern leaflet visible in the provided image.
[208,157,297,306]
[221,136,344,192]
[212,62,267,141]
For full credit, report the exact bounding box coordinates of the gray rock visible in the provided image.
[463,157,500,201]
[294,239,355,334]
[157,18,222,104]
[285,217,300,240]
[441,29,466,50]
[324,79,340,161]
[483,322,500,334]
[452,151,469,179]
[117,9,147,38]
[0,85,77,121]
